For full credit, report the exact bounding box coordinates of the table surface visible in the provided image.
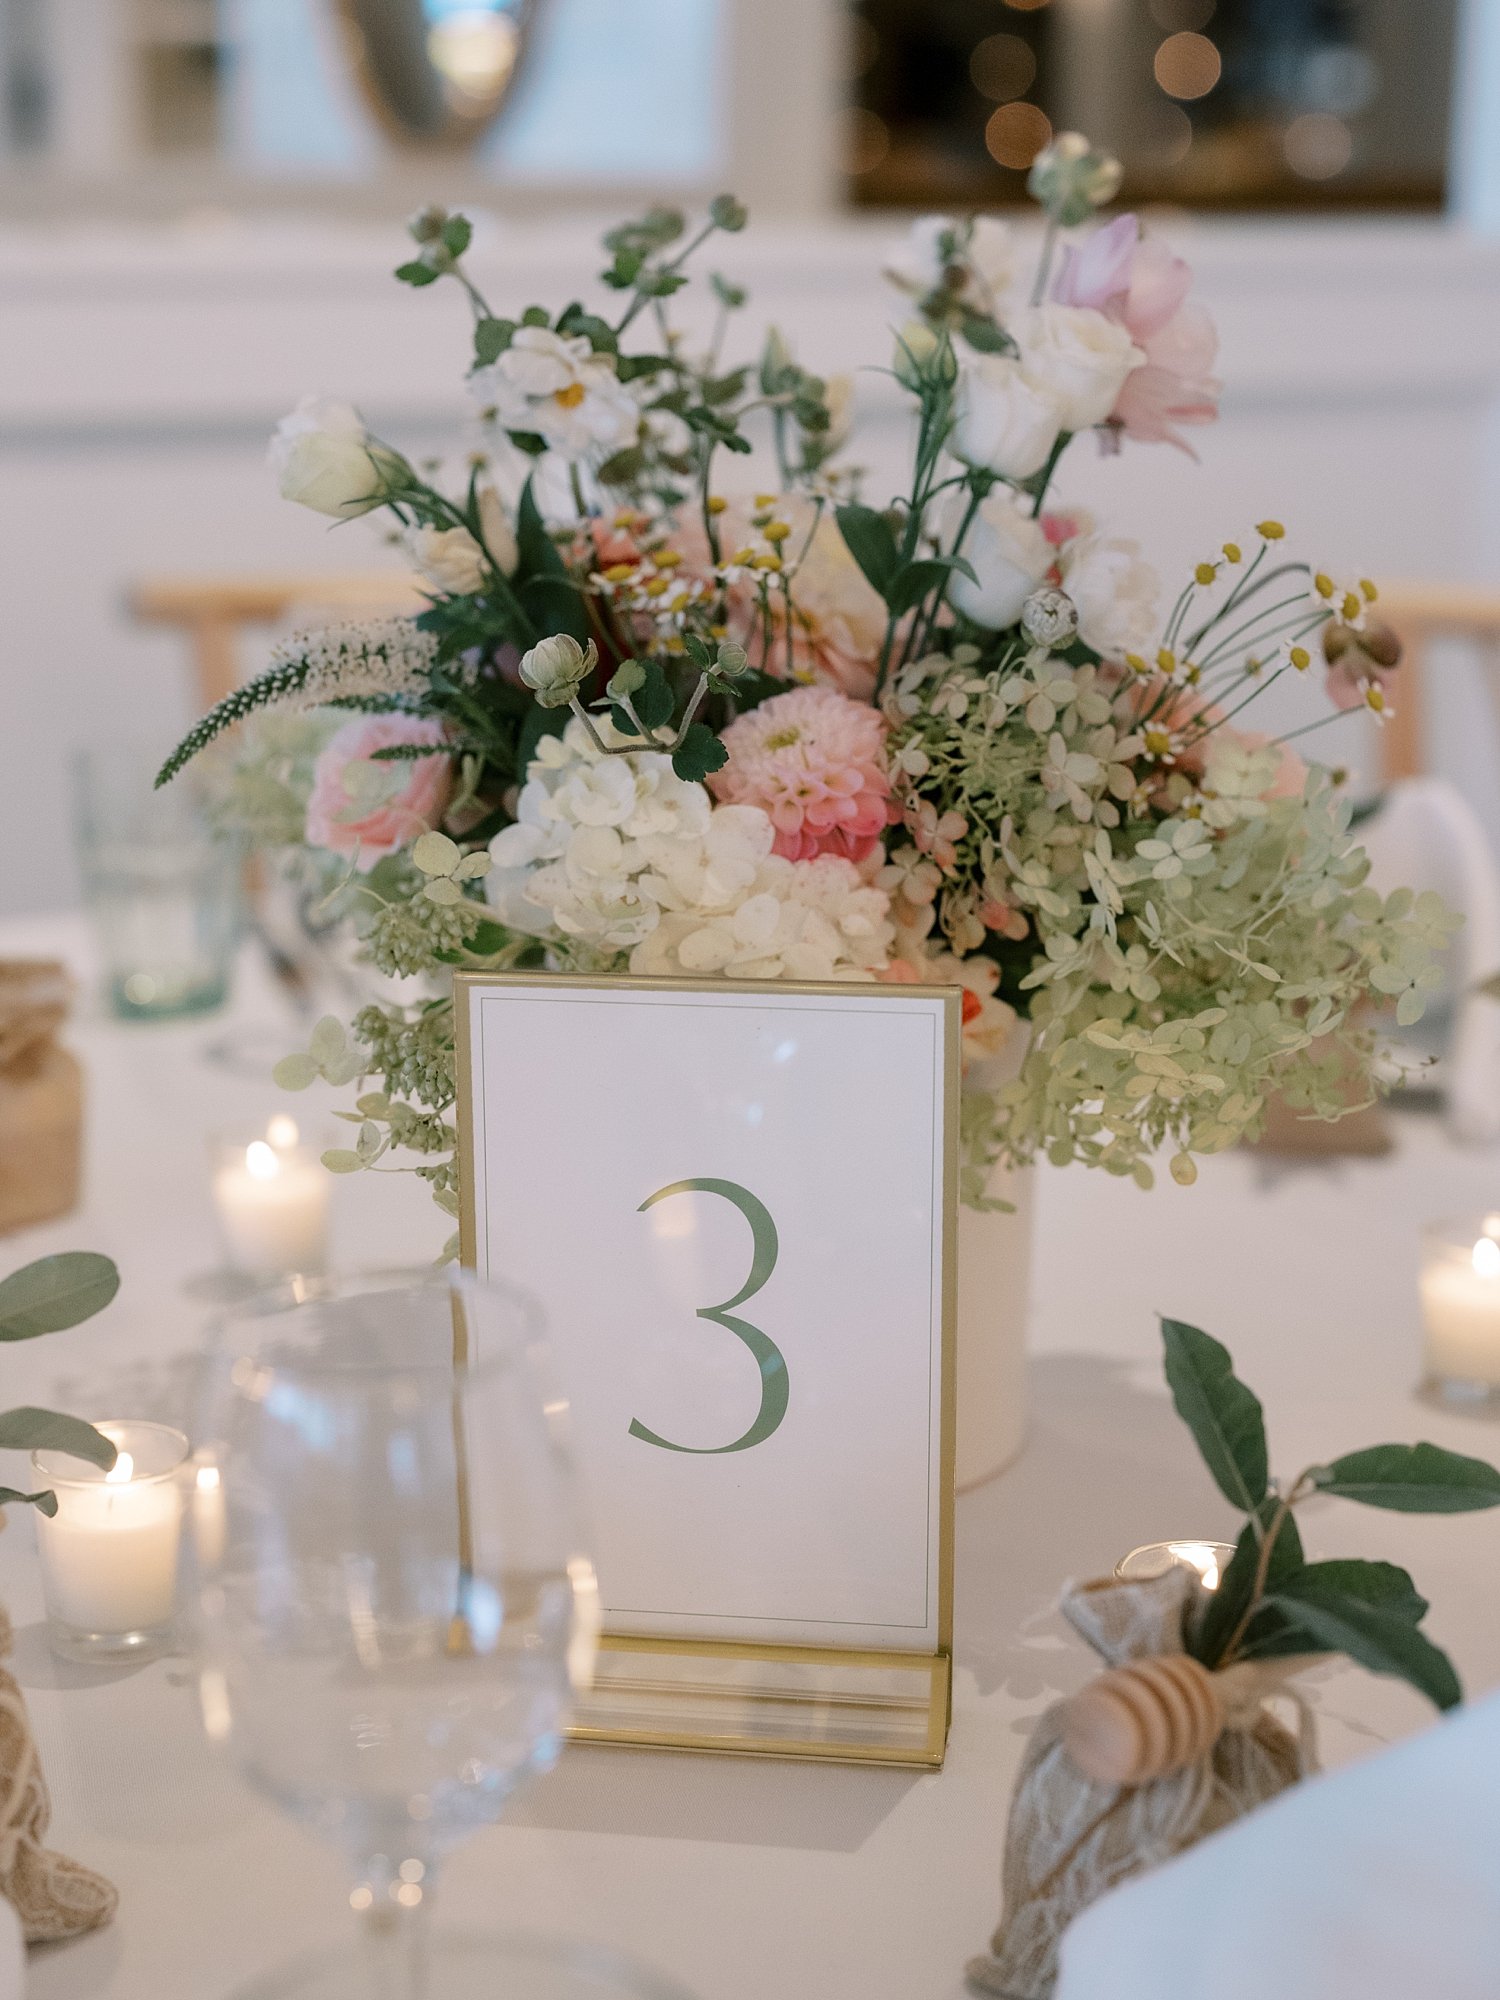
[4,911,1500,2000]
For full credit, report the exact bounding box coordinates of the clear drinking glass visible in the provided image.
[188,1269,609,1999]
[73,741,241,1021]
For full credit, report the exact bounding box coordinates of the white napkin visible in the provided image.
[1055,1691,1500,2000]
[1359,777,1500,1141]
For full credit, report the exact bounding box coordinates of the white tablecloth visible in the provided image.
[4,912,1500,2000]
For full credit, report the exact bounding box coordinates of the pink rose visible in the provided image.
[1054,214,1220,454]
[305,714,452,871]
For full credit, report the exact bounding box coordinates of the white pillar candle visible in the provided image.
[1421,1224,1500,1390]
[212,1132,329,1278]
[33,1422,188,1644]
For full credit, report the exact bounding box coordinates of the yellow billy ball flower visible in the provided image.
[1364,682,1390,716]
[1194,562,1217,586]
[1289,645,1311,670]
[1314,571,1334,599]
[602,562,635,583]
[1184,662,1202,684]
[1257,520,1286,540]
[1222,542,1242,563]
[1125,652,1150,676]
[1156,647,1177,675]
[763,520,792,543]
[1360,577,1378,602]
[753,492,777,509]
[1341,591,1362,622]
[751,551,784,573]
[706,495,728,515]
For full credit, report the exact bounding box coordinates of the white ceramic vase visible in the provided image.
[956,1157,1034,1489]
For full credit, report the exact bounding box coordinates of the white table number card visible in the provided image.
[456,973,959,1766]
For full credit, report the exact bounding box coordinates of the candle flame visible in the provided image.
[105,1451,134,1486]
[245,1140,280,1182]
[266,1115,299,1151]
[196,1464,220,1493]
[1472,1237,1500,1279]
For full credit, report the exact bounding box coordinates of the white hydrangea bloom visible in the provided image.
[487,717,893,976]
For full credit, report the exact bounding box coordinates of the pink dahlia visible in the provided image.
[710,686,896,864]
[305,713,451,871]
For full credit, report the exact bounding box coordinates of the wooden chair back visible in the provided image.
[1378,583,1500,784]
[130,573,426,709]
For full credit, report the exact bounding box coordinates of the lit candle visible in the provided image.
[1420,1217,1500,1402]
[1115,1540,1234,1590]
[211,1123,329,1279]
[32,1421,188,1660]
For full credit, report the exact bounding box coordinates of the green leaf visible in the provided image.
[441,215,472,258]
[709,193,748,232]
[0,1253,120,1342]
[672,724,730,784]
[394,260,440,287]
[958,313,1017,357]
[516,476,563,576]
[885,555,980,615]
[835,504,901,598]
[272,1052,318,1091]
[1241,1559,1428,1660]
[0,1408,118,1468]
[1261,1576,1462,1711]
[1191,1505,1304,1668]
[322,1149,365,1174]
[473,316,515,365]
[1161,1318,1269,1514]
[1312,1442,1500,1513]
[0,1486,58,1516]
[506,430,549,457]
[710,272,748,310]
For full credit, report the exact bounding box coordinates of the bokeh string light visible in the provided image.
[969,33,1037,105]
[984,100,1052,170]
[1153,30,1222,102]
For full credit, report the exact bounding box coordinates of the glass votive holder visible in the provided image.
[32,1420,189,1663]
[1115,1540,1235,1591]
[1419,1215,1500,1410]
[210,1118,330,1282]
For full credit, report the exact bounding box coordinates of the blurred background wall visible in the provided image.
[7,0,1500,913]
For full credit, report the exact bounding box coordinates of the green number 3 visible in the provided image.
[629,1178,789,1454]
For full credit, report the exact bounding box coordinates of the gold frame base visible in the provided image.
[567,1634,952,1768]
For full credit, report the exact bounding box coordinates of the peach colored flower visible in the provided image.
[1054,214,1220,454]
[711,685,896,864]
[305,714,451,871]
[908,799,969,873]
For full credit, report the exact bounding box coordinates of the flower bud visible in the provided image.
[1021,587,1079,648]
[520,634,598,708]
[606,659,647,700]
[713,642,752,681]
[1027,132,1124,227]
[407,205,450,245]
[1324,618,1402,672]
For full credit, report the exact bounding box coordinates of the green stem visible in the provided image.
[1030,217,1060,307]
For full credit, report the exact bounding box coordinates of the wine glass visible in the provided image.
[188,1267,654,1999]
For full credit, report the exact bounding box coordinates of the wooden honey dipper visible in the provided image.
[1059,1654,1230,1786]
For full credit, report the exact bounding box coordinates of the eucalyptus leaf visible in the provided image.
[322,1149,365,1174]
[272,1053,318,1091]
[1312,1442,1500,1513]
[1161,1318,1269,1514]
[0,1408,118,1468]
[1260,1575,1462,1711]
[0,1487,58,1516]
[0,1253,120,1342]
[1239,1559,1428,1660]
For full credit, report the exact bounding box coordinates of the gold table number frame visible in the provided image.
[455,972,958,1768]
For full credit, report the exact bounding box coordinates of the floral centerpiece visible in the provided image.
[159,136,1450,1251]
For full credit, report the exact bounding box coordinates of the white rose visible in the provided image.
[1060,532,1161,659]
[946,493,1054,631]
[268,396,395,519]
[412,488,516,594]
[950,352,1065,481]
[885,214,1015,309]
[1009,304,1144,432]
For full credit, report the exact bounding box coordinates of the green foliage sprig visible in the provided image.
[1164,1318,1500,1711]
[0,1254,121,1511]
